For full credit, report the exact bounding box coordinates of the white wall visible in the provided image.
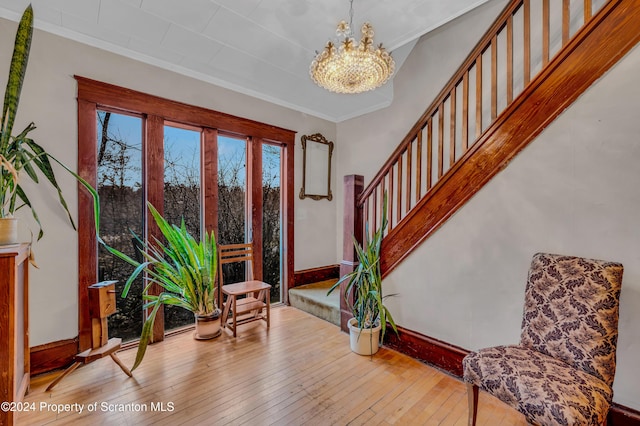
[337,0,640,410]
[0,18,337,346]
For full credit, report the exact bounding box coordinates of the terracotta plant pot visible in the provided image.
[194,310,221,340]
[0,218,18,245]
[348,317,381,356]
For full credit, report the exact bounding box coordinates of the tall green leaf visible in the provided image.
[1,4,32,150]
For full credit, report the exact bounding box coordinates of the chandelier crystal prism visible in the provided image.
[310,0,395,94]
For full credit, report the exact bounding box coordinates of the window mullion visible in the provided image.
[248,137,264,281]
[144,114,165,343]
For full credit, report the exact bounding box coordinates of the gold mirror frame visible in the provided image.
[299,133,333,201]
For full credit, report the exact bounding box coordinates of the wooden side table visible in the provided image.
[0,243,30,426]
[221,280,271,337]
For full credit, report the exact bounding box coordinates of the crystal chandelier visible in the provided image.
[310,0,395,94]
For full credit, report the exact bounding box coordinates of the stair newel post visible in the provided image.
[340,175,364,332]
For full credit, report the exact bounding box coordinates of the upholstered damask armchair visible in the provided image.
[463,253,623,426]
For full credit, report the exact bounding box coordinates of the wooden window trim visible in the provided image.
[76,76,295,351]
[76,77,295,142]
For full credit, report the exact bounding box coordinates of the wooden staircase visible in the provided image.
[340,0,640,330]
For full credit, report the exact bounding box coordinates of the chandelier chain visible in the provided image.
[348,0,354,37]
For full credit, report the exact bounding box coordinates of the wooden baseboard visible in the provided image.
[383,325,640,425]
[383,325,468,377]
[609,404,640,426]
[293,264,339,287]
[30,338,78,376]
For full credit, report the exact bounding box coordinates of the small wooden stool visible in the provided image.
[46,281,132,391]
[221,280,271,337]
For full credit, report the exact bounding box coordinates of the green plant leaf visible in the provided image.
[14,184,43,240]
[130,293,168,372]
[30,147,76,229]
[48,154,99,232]
[1,5,32,150]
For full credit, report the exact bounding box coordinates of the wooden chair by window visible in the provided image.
[463,253,623,426]
[218,243,271,337]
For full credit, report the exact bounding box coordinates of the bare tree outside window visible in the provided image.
[263,144,282,302]
[163,126,202,331]
[217,137,248,287]
[97,111,144,342]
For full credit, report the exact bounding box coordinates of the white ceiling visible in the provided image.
[0,0,491,122]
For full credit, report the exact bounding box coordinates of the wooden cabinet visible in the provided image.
[0,243,30,426]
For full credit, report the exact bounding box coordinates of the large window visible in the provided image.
[263,144,283,302]
[217,136,248,286]
[97,111,144,342]
[77,77,295,350]
[163,124,202,332]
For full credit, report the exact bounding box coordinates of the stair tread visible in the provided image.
[289,279,339,308]
[288,279,340,326]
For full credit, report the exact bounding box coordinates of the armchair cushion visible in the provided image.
[521,253,623,387]
[463,345,612,426]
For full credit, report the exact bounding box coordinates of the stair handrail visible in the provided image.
[359,0,525,204]
[356,0,610,236]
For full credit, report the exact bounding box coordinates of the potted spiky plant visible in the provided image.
[0,5,77,244]
[328,192,397,355]
[103,202,220,371]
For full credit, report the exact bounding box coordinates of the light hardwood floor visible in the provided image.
[19,306,527,425]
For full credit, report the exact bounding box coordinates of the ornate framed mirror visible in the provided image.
[299,133,333,201]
